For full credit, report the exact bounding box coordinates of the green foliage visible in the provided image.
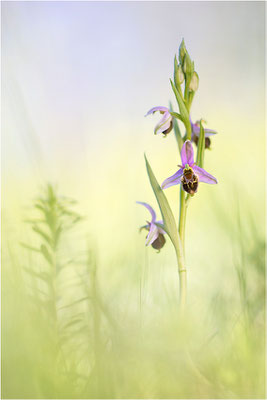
[170,78,189,126]
[196,120,205,168]
[169,101,183,152]
[2,186,265,399]
[144,155,183,256]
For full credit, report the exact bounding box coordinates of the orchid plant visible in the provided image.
[137,39,218,313]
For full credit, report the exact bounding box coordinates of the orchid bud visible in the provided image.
[179,39,187,66]
[174,55,185,87]
[189,71,199,91]
[136,202,166,251]
[183,53,193,75]
[178,65,184,84]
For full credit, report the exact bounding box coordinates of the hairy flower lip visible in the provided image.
[136,201,166,248]
[161,140,218,191]
[145,106,173,136]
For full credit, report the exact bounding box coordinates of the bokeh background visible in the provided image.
[2,1,265,399]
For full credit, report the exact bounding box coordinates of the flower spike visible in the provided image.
[136,201,166,250]
[161,140,217,194]
[145,106,173,136]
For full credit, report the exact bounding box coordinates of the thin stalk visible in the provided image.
[179,268,187,316]
[179,188,186,252]
[184,118,192,141]
[174,237,187,316]
[178,188,191,313]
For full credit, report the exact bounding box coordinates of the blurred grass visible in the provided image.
[2,179,265,399]
[2,3,265,396]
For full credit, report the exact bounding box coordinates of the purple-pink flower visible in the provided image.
[190,118,217,149]
[161,140,217,194]
[145,106,173,136]
[136,202,166,250]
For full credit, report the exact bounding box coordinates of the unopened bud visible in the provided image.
[174,56,185,87]
[178,39,187,66]
[183,53,192,74]
[189,71,199,91]
[178,65,184,84]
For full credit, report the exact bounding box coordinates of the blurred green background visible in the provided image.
[2,1,265,399]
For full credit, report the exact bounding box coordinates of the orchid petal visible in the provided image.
[145,106,169,116]
[136,201,156,222]
[154,112,172,135]
[203,128,217,137]
[191,123,200,136]
[154,220,166,235]
[161,168,183,189]
[193,126,217,138]
[145,223,159,246]
[139,224,150,232]
[191,119,217,138]
[181,140,194,166]
[193,165,218,184]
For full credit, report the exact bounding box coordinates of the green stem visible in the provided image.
[179,188,186,252]
[184,118,192,141]
[177,189,191,313]
[174,236,187,316]
[179,268,187,316]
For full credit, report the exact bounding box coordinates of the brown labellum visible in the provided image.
[151,233,166,250]
[192,134,211,149]
[162,120,173,136]
[181,167,199,195]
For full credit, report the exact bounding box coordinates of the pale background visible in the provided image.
[3,0,265,290]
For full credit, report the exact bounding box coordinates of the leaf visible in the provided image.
[21,242,41,253]
[170,111,183,121]
[57,296,90,311]
[40,244,53,265]
[154,222,165,231]
[24,219,46,224]
[61,318,84,331]
[32,226,52,246]
[144,155,181,252]
[169,102,183,152]
[170,78,189,124]
[196,120,205,168]
[54,225,62,247]
[23,267,51,283]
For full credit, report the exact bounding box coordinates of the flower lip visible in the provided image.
[145,106,173,136]
[161,140,218,191]
[190,117,217,149]
[136,201,166,249]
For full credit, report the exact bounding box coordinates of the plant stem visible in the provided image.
[178,188,191,313]
[179,268,187,316]
[174,237,187,316]
[179,188,186,253]
[178,188,187,314]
